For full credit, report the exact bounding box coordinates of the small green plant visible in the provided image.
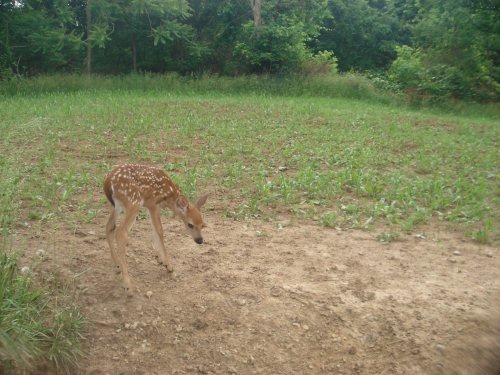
[473,220,492,244]
[319,211,337,228]
[377,231,401,243]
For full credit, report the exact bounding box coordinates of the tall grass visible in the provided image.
[0,72,393,103]
[3,73,498,118]
[0,252,85,374]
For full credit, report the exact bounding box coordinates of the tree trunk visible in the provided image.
[85,0,91,75]
[131,33,137,73]
[250,0,262,27]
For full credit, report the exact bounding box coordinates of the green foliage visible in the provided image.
[316,0,409,71]
[235,20,310,73]
[390,0,500,101]
[0,252,85,373]
[0,0,498,99]
[388,45,424,90]
[389,40,499,102]
[300,50,338,76]
[0,0,83,74]
[90,24,112,48]
[234,0,330,73]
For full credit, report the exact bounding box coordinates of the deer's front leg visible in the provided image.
[148,205,173,272]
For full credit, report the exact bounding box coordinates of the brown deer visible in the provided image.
[103,164,208,295]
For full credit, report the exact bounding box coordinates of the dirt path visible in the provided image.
[19,210,499,375]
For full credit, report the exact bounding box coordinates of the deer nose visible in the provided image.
[195,237,203,245]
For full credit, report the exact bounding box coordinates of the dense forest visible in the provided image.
[1,0,498,101]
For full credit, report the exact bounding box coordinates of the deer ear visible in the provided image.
[195,194,209,209]
[176,196,189,214]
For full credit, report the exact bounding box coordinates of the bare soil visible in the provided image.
[18,206,500,375]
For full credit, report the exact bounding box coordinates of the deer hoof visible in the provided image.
[123,282,134,296]
[156,256,172,271]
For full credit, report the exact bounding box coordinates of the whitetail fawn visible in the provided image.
[104,164,208,295]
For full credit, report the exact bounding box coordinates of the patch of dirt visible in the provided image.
[17,209,499,375]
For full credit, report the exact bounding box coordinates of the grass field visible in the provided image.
[0,76,498,372]
[1,85,499,243]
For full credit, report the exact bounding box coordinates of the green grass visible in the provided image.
[0,76,498,244]
[0,74,497,372]
[0,73,391,103]
[0,251,85,373]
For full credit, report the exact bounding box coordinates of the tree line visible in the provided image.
[1,0,498,101]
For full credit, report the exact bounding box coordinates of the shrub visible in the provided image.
[388,45,499,102]
[300,50,338,76]
[388,45,424,91]
[234,21,310,73]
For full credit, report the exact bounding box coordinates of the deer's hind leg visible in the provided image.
[105,206,121,273]
[114,203,141,295]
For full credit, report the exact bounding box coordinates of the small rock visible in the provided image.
[270,287,282,297]
[453,251,461,256]
[486,252,493,258]
[436,344,446,353]
[36,249,46,257]
[302,324,309,331]
[193,319,207,330]
[411,348,420,355]
[20,266,30,274]
[448,258,457,263]
[237,299,246,306]
[175,325,183,332]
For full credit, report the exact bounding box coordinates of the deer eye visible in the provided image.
[187,223,194,229]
